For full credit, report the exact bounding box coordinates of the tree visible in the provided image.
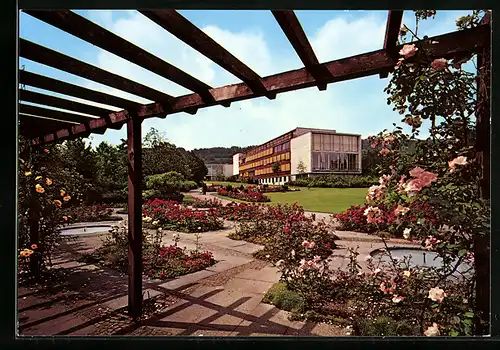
[296,161,307,178]
[272,162,281,173]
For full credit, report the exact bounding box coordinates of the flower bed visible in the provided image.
[187,197,223,208]
[60,204,120,223]
[332,201,437,238]
[228,203,337,261]
[216,202,265,221]
[144,245,215,279]
[216,188,270,202]
[80,223,216,280]
[142,198,224,233]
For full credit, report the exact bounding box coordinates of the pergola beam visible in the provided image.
[33,23,489,144]
[19,114,77,137]
[380,10,404,78]
[140,10,273,99]
[24,10,216,104]
[20,39,174,104]
[19,103,97,124]
[19,89,114,117]
[271,10,329,90]
[20,70,143,111]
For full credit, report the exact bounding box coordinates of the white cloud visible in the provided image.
[311,15,386,62]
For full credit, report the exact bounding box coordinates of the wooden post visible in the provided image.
[127,115,143,319]
[474,10,491,335]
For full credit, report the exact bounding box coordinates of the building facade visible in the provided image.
[233,128,362,185]
[205,163,233,180]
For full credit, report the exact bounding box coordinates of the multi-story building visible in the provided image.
[233,127,362,185]
[205,163,233,180]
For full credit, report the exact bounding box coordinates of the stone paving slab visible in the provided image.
[224,278,275,295]
[235,266,280,284]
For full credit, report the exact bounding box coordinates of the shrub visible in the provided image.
[288,175,378,188]
[145,171,196,202]
[262,282,305,313]
[142,198,224,233]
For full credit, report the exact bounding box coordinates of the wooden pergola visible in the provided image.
[19,9,491,323]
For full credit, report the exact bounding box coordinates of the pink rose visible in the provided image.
[404,178,423,193]
[424,323,440,337]
[428,287,447,303]
[431,58,447,71]
[418,171,438,187]
[399,44,418,59]
[409,167,425,178]
[379,148,391,157]
[448,156,468,172]
[394,205,410,216]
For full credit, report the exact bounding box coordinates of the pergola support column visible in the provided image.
[474,11,491,335]
[126,114,143,319]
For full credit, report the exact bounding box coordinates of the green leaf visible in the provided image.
[464,312,474,318]
[450,330,459,336]
[458,249,467,257]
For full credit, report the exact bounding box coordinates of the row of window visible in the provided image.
[274,141,290,153]
[240,152,291,171]
[259,176,289,184]
[311,152,360,171]
[252,162,291,176]
[245,134,292,157]
[312,134,359,153]
[245,147,273,162]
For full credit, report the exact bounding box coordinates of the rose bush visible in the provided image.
[268,10,490,336]
[142,198,224,233]
[216,187,270,202]
[59,204,118,223]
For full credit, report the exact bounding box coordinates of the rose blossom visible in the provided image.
[392,295,405,303]
[431,58,448,71]
[418,171,438,187]
[403,228,412,240]
[373,268,381,274]
[301,240,316,249]
[409,167,425,178]
[448,156,468,172]
[379,174,391,186]
[404,179,424,194]
[379,148,391,157]
[399,44,418,59]
[423,323,440,337]
[428,287,447,303]
[394,205,410,217]
[403,270,411,277]
[364,206,382,224]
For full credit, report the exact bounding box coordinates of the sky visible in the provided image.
[19,10,475,150]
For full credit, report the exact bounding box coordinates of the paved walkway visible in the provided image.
[18,193,418,337]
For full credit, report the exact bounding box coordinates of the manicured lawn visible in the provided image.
[265,187,367,213]
[216,187,367,214]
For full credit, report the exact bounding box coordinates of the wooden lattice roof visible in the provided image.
[18,10,490,144]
